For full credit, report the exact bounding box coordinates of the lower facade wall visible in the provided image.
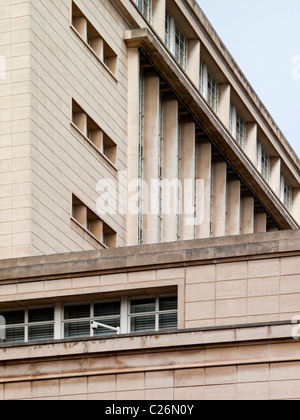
[2,348,300,400]
[1,231,300,400]
[1,329,300,400]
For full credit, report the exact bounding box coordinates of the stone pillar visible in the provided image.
[152,0,166,40]
[180,121,196,240]
[218,84,231,129]
[292,188,300,224]
[162,99,179,243]
[254,212,267,233]
[143,73,160,244]
[196,141,212,239]
[187,40,200,87]
[227,179,241,236]
[212,161,227,237]
[270,157,281,197]
[127,48,140,246]
[241,195,254,234]
[246,122,258,165]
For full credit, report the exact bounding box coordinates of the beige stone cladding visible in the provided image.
[0,0,33,260]
[0,0,129,259]
[0,231,299,399]
[28,0,129,254]
[1,327,300,400]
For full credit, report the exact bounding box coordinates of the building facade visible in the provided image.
[0,0,299,400]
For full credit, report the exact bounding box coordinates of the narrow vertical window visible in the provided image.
[199,62,218,113]
[158,99,164,243]
[165,13,171,49]
[207,72,218,113]
[175,24,187,70]
[194,142,198,239]
[230,105,246,151]
[199,61,204,95]
[257,143,271,183]
[165,14,187,70]
[138,74,145,246]
[137,0,152,22]
[176,120,182,241]
[236,113,246,151]
[281,176,292,211]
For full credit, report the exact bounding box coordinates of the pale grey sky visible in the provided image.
[198,0,300,158]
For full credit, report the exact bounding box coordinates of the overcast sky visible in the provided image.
[198,0,300,159]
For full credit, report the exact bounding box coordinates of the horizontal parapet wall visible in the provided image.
[0,230,299,329]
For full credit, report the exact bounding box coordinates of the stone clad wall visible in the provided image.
[1,325,300,400]
[0,231,299,399]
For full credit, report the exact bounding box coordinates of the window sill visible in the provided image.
[70,25,118,83]
[71,217,109,250]
[70,122,118,172]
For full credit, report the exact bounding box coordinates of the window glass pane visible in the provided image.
[130,298,155,314]
[28,307,54,323]
[28,307,55,342]
[261,148,270,182]
[93,318,120,336]
[236,113,246,150]
[64,304,90,320]
[64,304,90,338]
[159,313,177,330]
[94,301,120,318]
[174,24,187,68]
[0,310,25,343]
[207,72,218,112]
[29,324,54,342]
[4,327,25,343]
[131,315,156,332]
[159,296,178,311]
[64,321,90,338]
[165,14,171,47]
[0,310,24,325]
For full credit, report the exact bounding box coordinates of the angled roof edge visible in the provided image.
[183,0,300,172]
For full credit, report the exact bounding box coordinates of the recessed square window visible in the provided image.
[72,195,117,248]
[71,1,117,76]
[72,99,117,166]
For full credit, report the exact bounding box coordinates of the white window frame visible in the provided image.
[136,0,152,22]
[257,142,271,183]
[230,105,246,151]
[158,98,164,243]
[165,13,187,70]
[0,306,55,344]
[138,73,145,245]
[128,295,178,333]
[0,295,178,345]
[176,120,182,241]
[281,175,293,212]
[62,300,122,339]
[200,62,218,113]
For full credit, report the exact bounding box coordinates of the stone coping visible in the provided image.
[0,320,296,364]
[0,230,299,283]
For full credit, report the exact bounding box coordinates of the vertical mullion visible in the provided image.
[54,303,62,340]
[120,297,128,334]
[24,309,28,343]
[90,302,94,337]
[155,297,159,331]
